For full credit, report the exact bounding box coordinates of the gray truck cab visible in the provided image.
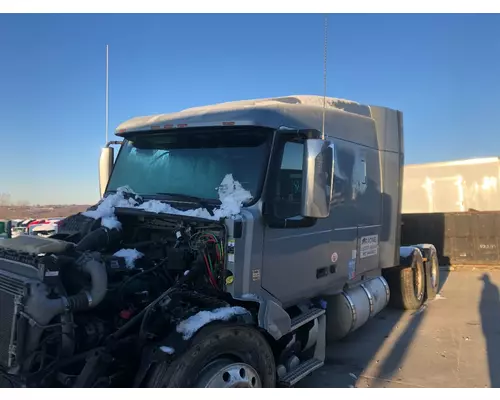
[95,95,430,386]
[0,95,436,388]
[100,95,403,302]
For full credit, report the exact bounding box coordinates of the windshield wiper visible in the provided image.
[156,192,211,202]
[155,192,215,214]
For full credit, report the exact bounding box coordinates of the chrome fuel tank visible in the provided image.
[326,276,390,341]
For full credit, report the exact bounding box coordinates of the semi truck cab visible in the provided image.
[0,95,439,388]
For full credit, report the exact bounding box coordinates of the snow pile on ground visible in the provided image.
[113,248,144,268]
[176,306,249,340]
[83,174,252,229]
[435,293,446,301]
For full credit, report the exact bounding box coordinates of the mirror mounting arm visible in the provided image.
[105,140,123,147]
[276,127,322,141]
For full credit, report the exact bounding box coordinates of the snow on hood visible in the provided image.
[82,174,252,230]
[211,174,253,220]
[240,293,261,302]
[113,248,144,268]
[159,346,175,355]
[83,186,139,230]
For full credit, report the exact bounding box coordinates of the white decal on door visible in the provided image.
[360,234,378,259]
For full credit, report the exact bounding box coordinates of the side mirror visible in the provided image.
[301,139,334,218]
[99,147,114,198]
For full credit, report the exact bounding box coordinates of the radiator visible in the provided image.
[0,267,29,368]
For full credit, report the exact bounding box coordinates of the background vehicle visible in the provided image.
[26,219,50,235]
[29,218,63,237]
[10,226,25,238]
[0,95,438,388]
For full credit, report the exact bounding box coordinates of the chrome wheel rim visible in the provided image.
[196,359,262,388]
[430,256,438,289]
[414,262,424,301]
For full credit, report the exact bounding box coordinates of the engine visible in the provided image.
[0,208,228,388]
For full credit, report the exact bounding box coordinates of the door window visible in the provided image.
[274,141,304,219]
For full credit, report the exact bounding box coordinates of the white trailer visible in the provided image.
[402,157,500,213]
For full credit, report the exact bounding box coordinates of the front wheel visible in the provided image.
[195,359,263,388]
[145,324,276,388]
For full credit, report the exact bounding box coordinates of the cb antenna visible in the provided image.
[105,44,109,144]
[322,14,328,140]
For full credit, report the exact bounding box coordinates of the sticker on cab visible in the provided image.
[360,234,378,259]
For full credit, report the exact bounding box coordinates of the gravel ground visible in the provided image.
[299,269,500,388]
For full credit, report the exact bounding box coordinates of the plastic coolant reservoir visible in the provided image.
[325,276,390,341]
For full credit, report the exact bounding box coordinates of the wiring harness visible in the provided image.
[189,231,225,290]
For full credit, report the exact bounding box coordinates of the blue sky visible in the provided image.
[1,13,499,205]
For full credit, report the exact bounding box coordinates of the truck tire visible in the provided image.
[424,246,440,300]
[385,249,425,310]
[145,324,276,388]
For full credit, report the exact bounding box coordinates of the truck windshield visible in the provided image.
[106,127,272,202]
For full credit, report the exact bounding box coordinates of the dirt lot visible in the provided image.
[0,205,90,220]
[299,268,500,388]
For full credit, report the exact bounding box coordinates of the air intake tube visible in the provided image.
[66,252,108,311]
[25,252,108,327]
[76,226,121,252]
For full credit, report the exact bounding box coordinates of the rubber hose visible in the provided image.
[67,254,108,311]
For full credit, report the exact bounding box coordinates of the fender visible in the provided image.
[398,245,423,268]
[132,307,255,387]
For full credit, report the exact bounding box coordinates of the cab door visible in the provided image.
[261,135,347,307]
[354,147,382,277]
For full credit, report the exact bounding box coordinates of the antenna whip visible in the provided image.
[322,15,328,140]
[106,44,109,144]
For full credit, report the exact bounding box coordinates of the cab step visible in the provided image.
[290,307,325,331]
[278,358,324,387]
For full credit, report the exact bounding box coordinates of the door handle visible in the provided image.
[316,267,328,279]
[361,159,366,184]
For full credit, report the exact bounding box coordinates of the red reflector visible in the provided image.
[222,121,235,126]
[177,124,188,128]
[118,129,126,133]
[120,309,133,320]
[164,124,173,129]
